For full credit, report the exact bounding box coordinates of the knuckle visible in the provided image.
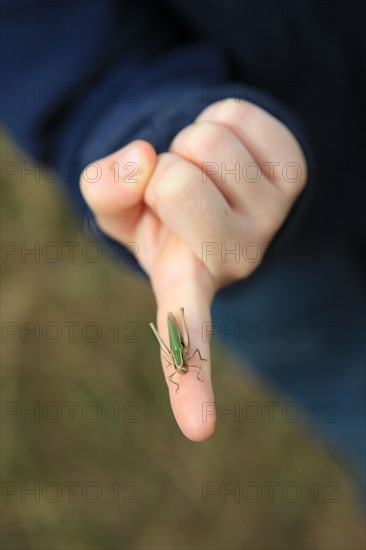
[243,187,287,242]
[213,256,258,284]
[257,215,279,242]
[257,201,288,242]
[200,98,254,125]
[205,235,264,283]
[171,121,225,161]
[280,154,308,199]
[146,152,190,205]
[224,262,245,281]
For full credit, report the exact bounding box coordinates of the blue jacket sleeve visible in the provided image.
[1,0,314,278]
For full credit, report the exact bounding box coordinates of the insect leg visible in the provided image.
[149,322,172,357]
[188,364,203,382]
[167,371,180,393]
[162,353,173,367]
[188,348,207,362]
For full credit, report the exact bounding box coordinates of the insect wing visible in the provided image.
[167,313,184,367]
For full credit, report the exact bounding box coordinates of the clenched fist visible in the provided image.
[80,99,307,442]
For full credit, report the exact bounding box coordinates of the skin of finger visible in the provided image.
[196,100,307,198]
[144,152,287,282]
[169,120,272,212]
[144,152,239,278]
[150,240,217,442]
[79,139,157,219]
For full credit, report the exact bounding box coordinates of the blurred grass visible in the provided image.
[1,129,364,550]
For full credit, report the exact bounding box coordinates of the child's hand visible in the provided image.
[80,99,307,442]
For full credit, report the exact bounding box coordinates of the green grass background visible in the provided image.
[1,131,364,550]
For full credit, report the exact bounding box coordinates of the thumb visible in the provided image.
[80,139,157,239]
[150,240,217,442]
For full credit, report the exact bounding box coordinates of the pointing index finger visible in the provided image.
[150,250,216,442]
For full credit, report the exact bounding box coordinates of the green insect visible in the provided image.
[149,307,206,392]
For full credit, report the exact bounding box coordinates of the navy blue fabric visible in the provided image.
[1,0,365,488]
[1,0,364,275]
[1,0,320,276]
